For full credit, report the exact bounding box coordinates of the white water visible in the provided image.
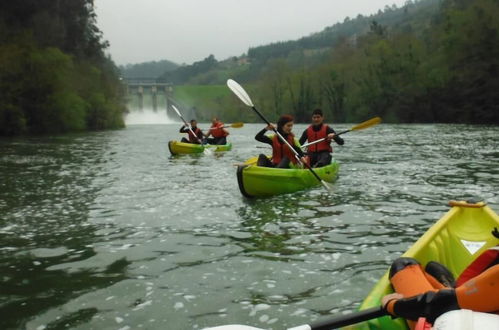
[125,108,178,125]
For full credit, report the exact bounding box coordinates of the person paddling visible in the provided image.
[299,109,344,167]
[381,227,499,329]
[205,117,229,145]
[255,114,306,168]
[180,119,204,144]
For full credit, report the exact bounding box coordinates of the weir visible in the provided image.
[124,78,174,112]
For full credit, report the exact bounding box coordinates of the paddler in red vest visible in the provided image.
[255,114,306,168]
[299,109,344,167]
[205,117,229,145]
[381,227,499,329]
[180,119,204,144]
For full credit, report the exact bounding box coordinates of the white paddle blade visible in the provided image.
[321,180,334,191]
[203,145,212,155]
[203,325,265,330]
[227,79,254,107]
[171,104,182,117]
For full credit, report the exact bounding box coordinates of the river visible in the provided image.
[1,122,498,330]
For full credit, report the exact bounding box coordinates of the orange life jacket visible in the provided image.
[188,127,202,143]
[272,134,298,165]
[211,122,228,138]
[306,124,332,152]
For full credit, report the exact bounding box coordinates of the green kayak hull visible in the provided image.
[343,201,499,330]
[168,140,232,155]
[236,158,339,198]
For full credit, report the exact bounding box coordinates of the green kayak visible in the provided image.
[344,200,499,329]
[236,156,339,198]
[168,140,232,155]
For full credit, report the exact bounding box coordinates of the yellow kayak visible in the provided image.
[345,200,499,329]
[168,140,232,155]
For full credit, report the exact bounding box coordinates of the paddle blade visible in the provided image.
[230,122,244,128]
[350,116,382,131]
[321,180,334,191]
[203,146,212,155]
[171,104,181,116]
[227,79,254,107]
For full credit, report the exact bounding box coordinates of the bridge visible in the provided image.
[123,78,174,111]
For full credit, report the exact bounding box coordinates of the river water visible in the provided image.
[1,122,498,330]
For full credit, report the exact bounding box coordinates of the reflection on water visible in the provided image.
[0,124,498,329]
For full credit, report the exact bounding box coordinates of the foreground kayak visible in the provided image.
[168,140,232,155]
[344,200,499,330]
[236,156,339,198]
[205,201,499,330]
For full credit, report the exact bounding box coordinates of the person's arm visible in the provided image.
[293,140,304,157]
[383,290,459,324]
[299,129,308,145]
[326,127,344,145]
[180,125,188,133]
[255,127,273,145]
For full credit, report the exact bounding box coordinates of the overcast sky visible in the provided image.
[94,0,408,66]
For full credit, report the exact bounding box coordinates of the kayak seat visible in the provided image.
[425,261,456,288]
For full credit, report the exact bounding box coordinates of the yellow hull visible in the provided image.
[168,140,232,155]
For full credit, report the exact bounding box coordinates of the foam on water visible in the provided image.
[125,108,177,125]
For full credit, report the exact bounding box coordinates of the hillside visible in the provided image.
[120,59,179,79]
[168,0,499,125]
[161,0,440,85]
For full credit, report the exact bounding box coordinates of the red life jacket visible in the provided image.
[188,127,202,143]
[306,124,332,152]
[272,134,298,165]
[211,122,228,138]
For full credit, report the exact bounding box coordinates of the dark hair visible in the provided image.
[312,109,323,116]
[190,119,197,123]
[277,114,294,129]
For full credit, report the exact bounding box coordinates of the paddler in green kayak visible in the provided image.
[179,119,204,144]
[299,108,344,167]
[205,117,229,145]
[255,114,306,168]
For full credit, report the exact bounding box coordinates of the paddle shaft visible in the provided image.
[303,307,387,330]
[250,106,325,185]
[301,129,349,148]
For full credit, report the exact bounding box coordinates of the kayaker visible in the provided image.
[255,114,306,168]
[205,117,229,145]
[299,109,344,167]
[180,119,204,144]
[381,228,499,329]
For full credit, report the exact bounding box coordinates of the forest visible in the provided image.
[161,0,499,125]
[0,0,126,136]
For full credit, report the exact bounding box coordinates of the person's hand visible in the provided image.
[300,156,308,164]
[266,124,275,131]
[327,133,336,140]
[381,293,404,310]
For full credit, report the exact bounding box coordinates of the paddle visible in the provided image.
[226,79,332,191]
[207,122,244,130]
[171,105,212,155]
[205,306,387,330]
[301,117,381,149]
